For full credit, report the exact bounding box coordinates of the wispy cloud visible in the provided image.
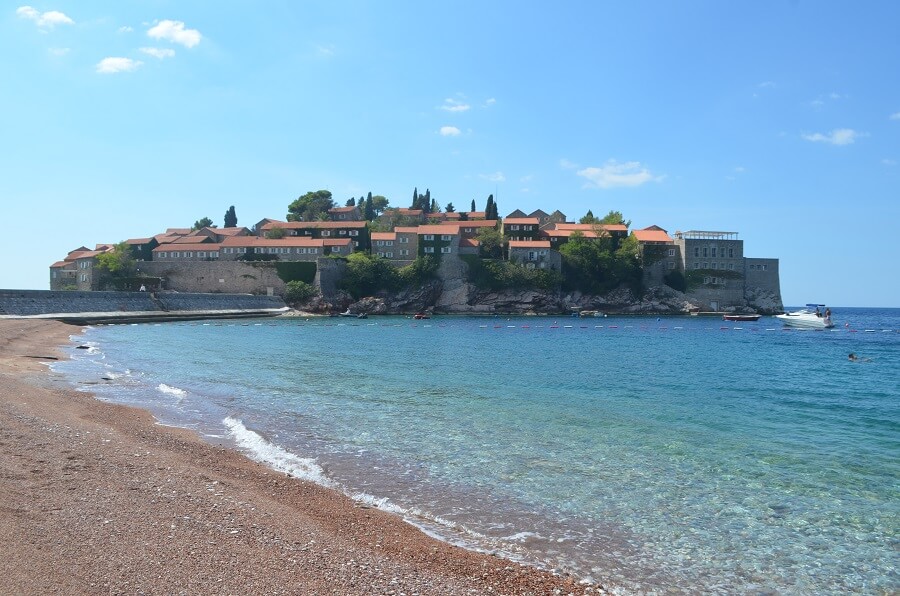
[480,172,505,183]
[881,158,897,166]
[314,44,335,57]
[147,20,201,48]
[140,47,175,59]
[758,81,776,88]
[440,97,470,113]
[559,158,579,170]
[17,6,74,29]
[96,57,143,74]
[576,160,661,189]
[484,98,496,107]
[439,126,461,137]
[891,112,900,121]
[48,47,70,56]
[802,128,863,146]
[118,25,133,33]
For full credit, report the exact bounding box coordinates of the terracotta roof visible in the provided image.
[394,227,420,234]
[509,240,552,249]
[542,229,603,239]
[371,232,397,241]
[50,261,72,268]
[387,208,424,215]
[459,237,480,248]
[632,229,673,243]
[261,220,368,230]
[165,228,191,235]
[125,238,153,245]
[417,225,461,235]
[172,236,213,244]
[442,212,461,219]
[220,237,327,248]
[216,227,251,236]
[153,243,220,252]
[323,239,353,247]
[328,206,359,213]
[503,218,540,226]
[466,211,486,219]
[70,250,104,259]
[457,220,497,228]
[554,223,628,232]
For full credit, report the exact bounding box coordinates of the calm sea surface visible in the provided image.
[54,307,900,594]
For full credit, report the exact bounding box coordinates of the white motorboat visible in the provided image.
[775,304,834,329]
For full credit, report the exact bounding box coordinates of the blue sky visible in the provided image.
[2,1,898,307]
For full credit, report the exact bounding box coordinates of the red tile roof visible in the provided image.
[632,229,673,243]
[329,206,359,213]
[220,237,328,248]
[153,243,220,252]
[261,221,368,230]
[417,225,461,235]
[542,229,603,239]
[394,227,420,234]
[466,211,486,219]
[509,240,552,249]
[456,220,497,228]
[371,232,397,241]
[459,237,481,247]
[125,238,153,244]
[503,218,541,226]
[554,223,628,232]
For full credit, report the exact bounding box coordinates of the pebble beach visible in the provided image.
[0,319,590,595]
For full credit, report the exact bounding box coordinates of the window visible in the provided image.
[377,252,385,258]
[321,231,331,237]
[385,252,393,258]
[728,263,734,270]
[211,252,218,259]
[349,230,358,236]
[728,248,734,258]
[81,274,87,282]
[668,261,675,269]
[198,252,206,258]
[704,276,711,284]
[400,249,409,256]
[399,237,409,243]
[376,241,384,246]
[310,248,318,254]
[440,246,451,253]
[339,230,347,235]
[694,262,700,269]
[711,247,717,258]
[511,225,520,231]
[702,262,708,268]
[703,247,708,257]
[694,247,700,257]
[172,252,180,258]
[464,227,473,233]
[385,241,393,246]
[424,246,435,253]
[423,234,434,241]
[332,246,342,253]
[668,248,676,257]
[441,234,452,241]
[711,263,717,270]
[761,264,767,271]
[159,252,167,258]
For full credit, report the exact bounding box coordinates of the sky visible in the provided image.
[2,1,898,307]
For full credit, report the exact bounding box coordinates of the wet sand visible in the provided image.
[0,319,596,595]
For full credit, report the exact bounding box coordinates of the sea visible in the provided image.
[53,307,899,595]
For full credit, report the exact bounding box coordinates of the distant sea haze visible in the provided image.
[57,308,900,594]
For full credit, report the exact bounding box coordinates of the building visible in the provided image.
[416,225,460,257]
[257,220,370,251]
[503,218,541,242]
[328,206,362,221]
[508,240,560,270]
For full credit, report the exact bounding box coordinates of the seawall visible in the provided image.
[0,290,288,324]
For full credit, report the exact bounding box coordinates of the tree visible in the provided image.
[485,194,498,220]
[283,280,317,304]
[371,195,389,215]
[95,242,137,284]
[430,198,439,213]
[287,190,335,222]
[224,206,237,228]
[346,197,356,207]
[445,202,455,213]
[579,210,598,224]
[411,187,418,209]
[265,226,285,239]
[599,210,631,228]
[470,199,476,212]
[192,217,214,231]
[476,226,503,259]
[364,195,375,220]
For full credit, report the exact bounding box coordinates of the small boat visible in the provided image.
[356,313,368,319]
[339,309,355,317]
[775,304,834,329]
[723,313,761,322]
[413,312,430,320]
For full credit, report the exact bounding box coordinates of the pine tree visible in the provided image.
[470,199,476,212]
[364,195,375,220]
[346,197,356,207]
[411,187,418,209]
[224,206,237,228]
[445,202,455,212]
[424,189,432,214]
[485,194,494,218]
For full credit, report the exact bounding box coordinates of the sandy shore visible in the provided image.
[0,319,596,595]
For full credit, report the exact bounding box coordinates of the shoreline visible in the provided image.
[0,319,596,594]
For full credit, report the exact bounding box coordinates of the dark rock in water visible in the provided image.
[76,345,90,350]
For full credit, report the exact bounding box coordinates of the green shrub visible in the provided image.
[283,280,317,303]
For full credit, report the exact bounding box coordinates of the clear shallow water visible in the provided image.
[55,309,900,594]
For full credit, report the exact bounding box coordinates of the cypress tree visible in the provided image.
[412,187,418,209]
[364,195,375,220]
[224,205,237,228]
[346,197,356,207]
[470,199,476,212]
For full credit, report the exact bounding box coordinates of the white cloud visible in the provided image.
[576,160,660,189]
[890,112,900,121]
[802,128,863,146]
[17,6,74,28]
[440,98,470,113]
[439,126,461,137]
[559,158,579,170]
[758,81,776,88]
[48,47,69,56]
[96,57,143,74]
[118,26,133,33]
[140,47,175,59]
[480,172,505,183]
[314,44,335,57]
[147,20,201,48]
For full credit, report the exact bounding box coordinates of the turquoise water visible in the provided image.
[56,309,900,594]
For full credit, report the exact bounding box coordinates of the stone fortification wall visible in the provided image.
[155,293,285,312]
[140,261,287,295]
[315,258,347,300]
[0,290,161,316]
